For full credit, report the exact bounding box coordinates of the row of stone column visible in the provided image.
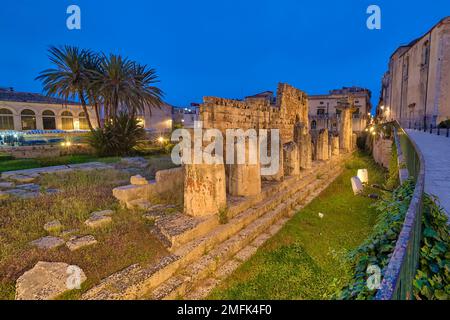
[183,126,355,217]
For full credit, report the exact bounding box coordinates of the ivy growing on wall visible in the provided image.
[413,194,450,300]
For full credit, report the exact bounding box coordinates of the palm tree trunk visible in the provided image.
[78,91,94,131]
[94,103,102,128]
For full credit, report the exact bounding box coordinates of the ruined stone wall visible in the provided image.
[373,137,392,169]
[200,83,308,142]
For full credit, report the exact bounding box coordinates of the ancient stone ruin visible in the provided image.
[97,82,358,300]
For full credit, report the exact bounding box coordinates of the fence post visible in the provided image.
[430,124,433,134]
[438,127,440,136]
[447,127,449,138]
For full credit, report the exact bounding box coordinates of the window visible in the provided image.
[42,110,56,130]
[78,112,89,130]
[21,109,36,130]
[311,120,317,129]
[61,111,74,130]
[0,108,14,130]
[317,108,325,116]
[422,41,430,66]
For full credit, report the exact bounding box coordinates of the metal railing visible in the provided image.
[375,121,425,300]
[397,118,450,138]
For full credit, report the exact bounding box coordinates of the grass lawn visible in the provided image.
[208,151,388,300]
[0,156,178,300]
[0,154,121,173]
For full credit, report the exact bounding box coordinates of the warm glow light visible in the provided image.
[370,127,375,132]
[158,136,165,143]
[372,132,376,136]
[61,142,66,147]
[66,141,72,147]
[380,105,385,110]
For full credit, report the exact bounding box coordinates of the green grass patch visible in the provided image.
[0,167,171,300]
[0,154,120,173]
[208,151,388,300]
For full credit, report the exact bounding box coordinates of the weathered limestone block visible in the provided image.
[30,236,65,249]
[331,135,340,157]
[283,142,300,176]
[228,140,261,196]
[155,167,184,196]
[84,210,113,228]
[184,163,226,216]
[351,176,364,195]
[298,133,312,170]
[66,235,97,251]
[130,175,149,185]
[261,131,284,181]
[357,169,369,184]
[0,182,14,189]
[316,129,329,161]
[15,261,86,300]
[113,184,154,203]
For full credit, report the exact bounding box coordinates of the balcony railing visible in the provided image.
[374,121,425,300]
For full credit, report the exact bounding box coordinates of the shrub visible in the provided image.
[385,141,399,190]
[438,119,450,129]
[413,194,450,300]
[335,179,415,300]
[89,113,145,156]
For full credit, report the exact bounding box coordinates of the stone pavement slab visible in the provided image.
[406,129,450,219]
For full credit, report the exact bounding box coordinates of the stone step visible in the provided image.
[149,166,344,299]
[82,155,348,300]
[157,158,342,251]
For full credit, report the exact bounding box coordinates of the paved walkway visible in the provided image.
[406,129,450,218]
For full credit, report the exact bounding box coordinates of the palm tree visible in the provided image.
[38,46,163,130]
[36,46,95,131]
[92,54,163,123]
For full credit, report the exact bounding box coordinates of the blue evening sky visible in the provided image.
[0,0,449,112]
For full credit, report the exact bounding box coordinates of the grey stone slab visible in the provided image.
[15,261,86,300]
[30,236,65,249]
[66,235,97,251]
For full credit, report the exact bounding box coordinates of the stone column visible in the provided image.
[283,141,300,176]
[316,128,329,161]
[184,163,227,217]
[228,139,261,197]
[339,108,353,153]
[294,123,312,170]
[331,135,340,157]
[262,130,284,181]
[352,133,358,151]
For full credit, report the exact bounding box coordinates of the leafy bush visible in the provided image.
[89,113,145,156]
[438,119,450,129]
[335,179,415,300]
[385,141,399,190]
[413,194,450,300]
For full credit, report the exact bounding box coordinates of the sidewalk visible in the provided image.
[405,129,450,219]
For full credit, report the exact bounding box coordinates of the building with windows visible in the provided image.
[378,17,450,128]
[0,88,94,132]
[172,103,200,129]
[0,87,174,133]
[308,87,372,132]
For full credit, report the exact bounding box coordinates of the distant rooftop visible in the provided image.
[245,91,274,100]
[0,87,79,105]
[309,86,372,98]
